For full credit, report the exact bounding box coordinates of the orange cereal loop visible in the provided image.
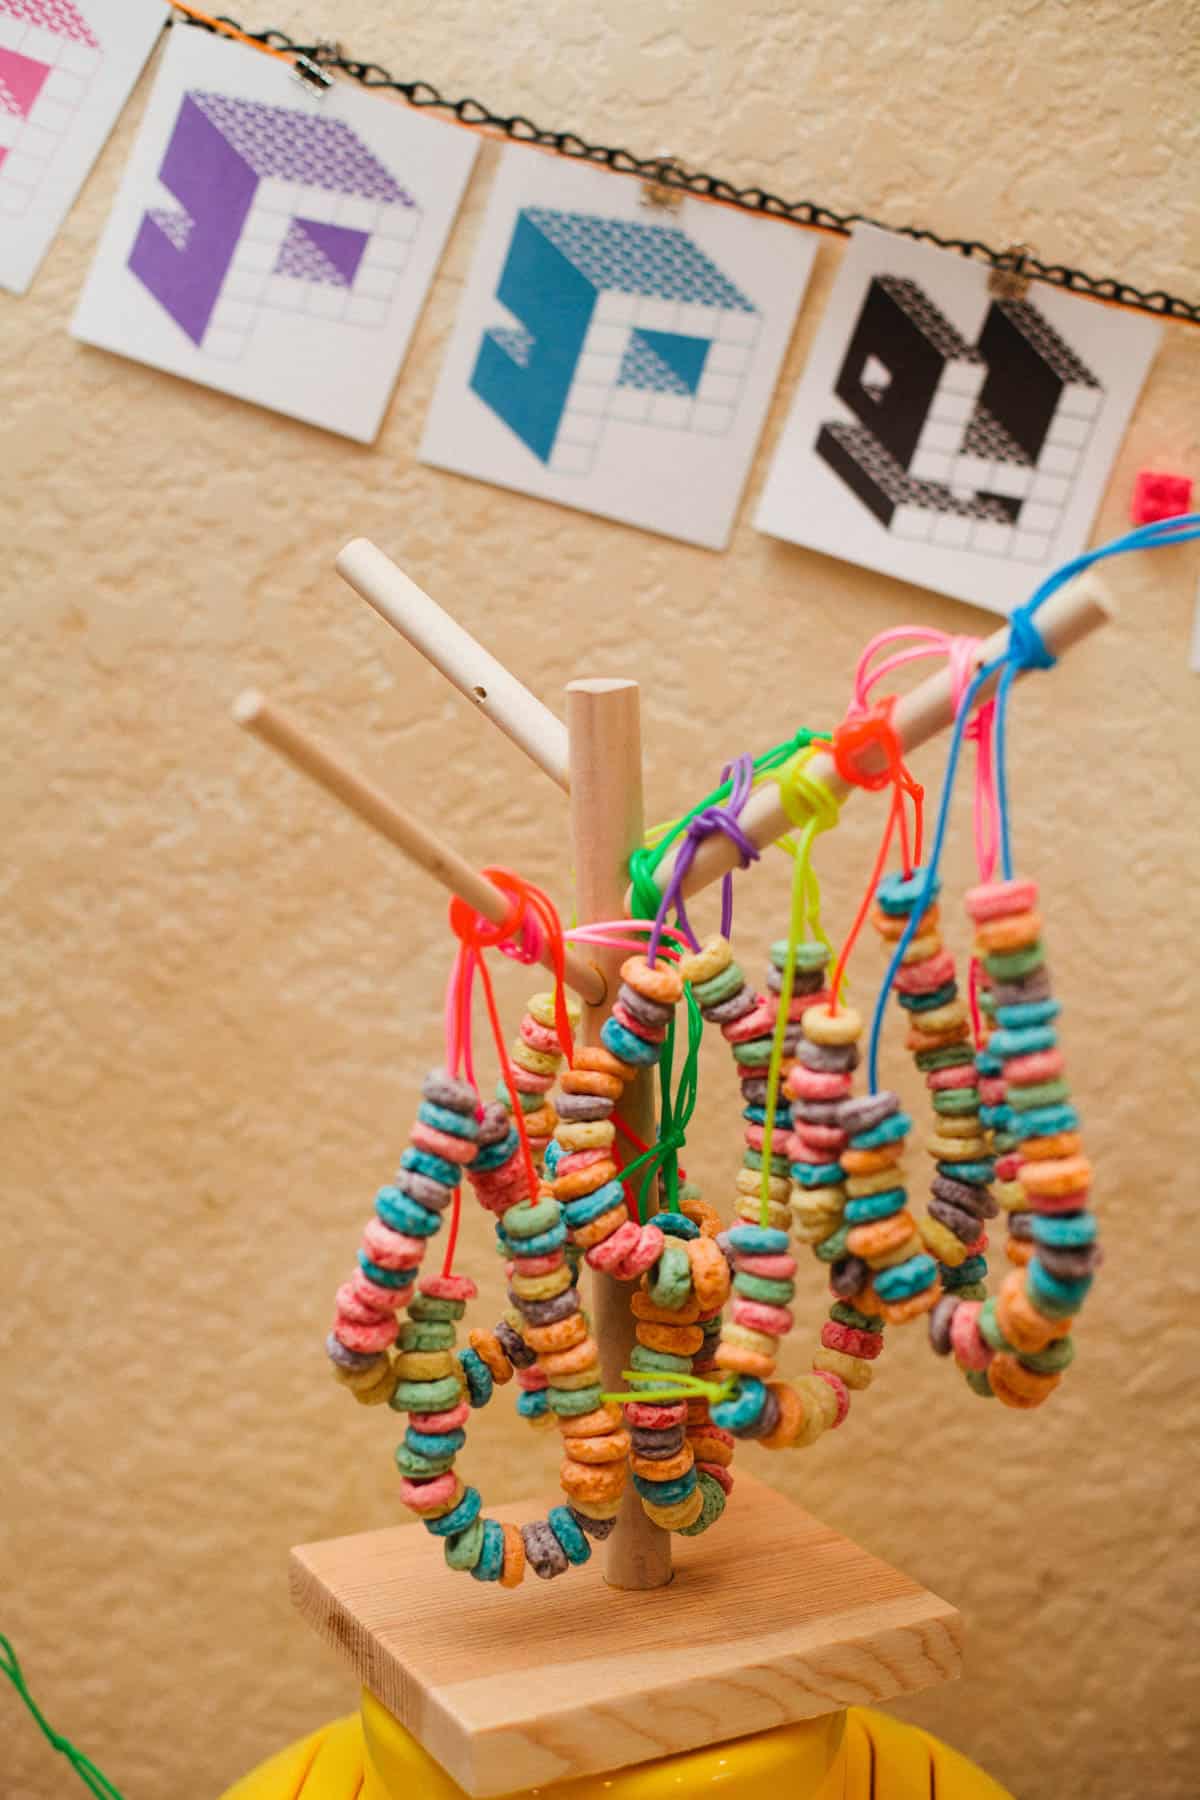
[499,1522,527,1588]
[636,1319,705,1356]
[540,1337,601,1378]
[759,1381,806,1450]
[631,1287,701,1325]
[1020,1155,1092,1197]
[879,1275,942,1325]
[687,1235,731,1311]
[561,1069,624,1101]
[1005,1237,1035,1267]
[989,1352,1061,1409]
[793,1373,838,1442]
[560,1458,627,1504]
[524,1313,589,1354]
[554,1160,618,1201]
[846,1210,915,1260]
[688,1430,734,1466]
[685,1397,711,1424]
[975,911,1042,954]
[522,1104,558,1139]
[713,1342,776,1379]
[575,1045,633,1079]
[468,1329,514,1384]
[679,1191,723,1237]
[996,1270,1068,1353]
[900,932,941,964]
[629,1444,694,1482]
[571,1203,629,1249]
[643,1489,705,1530]
[566,1429,631,1465]
[620,954,684,1005]
[906,1021,970,1054]
[1019,1131,1082,1161]
[868,1231,925,1271]
[559,1403,622,1438]
[872,901,941,941]
[841,1144,902,1176]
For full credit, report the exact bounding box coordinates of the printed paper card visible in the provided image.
[71,25,478,442]
[755,225,1162,614]
[419,146,817,549]
[0,0,165,295]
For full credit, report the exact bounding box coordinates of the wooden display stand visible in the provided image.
[237,541,1111,1798]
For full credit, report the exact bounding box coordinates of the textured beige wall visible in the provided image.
[4,3,1199,1796]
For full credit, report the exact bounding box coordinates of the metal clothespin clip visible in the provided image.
[989,244,1036,301]
[640,152,685,213]
[292,41,342,95]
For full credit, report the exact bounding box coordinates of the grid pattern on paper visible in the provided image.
[0,0,101,216]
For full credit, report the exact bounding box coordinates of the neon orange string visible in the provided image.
[169,2,294,61]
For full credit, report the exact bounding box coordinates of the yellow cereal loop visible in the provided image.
[735,1168,791,1202]
[555,1120,616,1152]
[735,1193,791,1231]
[677,934,733,985]
[527,991,581,1030]
[813,1347,873,1390]
[919,1215,971,1267]
[926,1131,989,1160]
[722,1321,779,1358]
[643,1489,705,1530]
[802,1003,863,1046]
[914,998,967,1034]
[509,1264,574,1301]
[511,1040,560,1076]
[392,1350,455,1382]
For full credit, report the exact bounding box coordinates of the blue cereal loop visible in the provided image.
[425,1486,482,1538]
[942,1254,988,1289]
[1027,1258,1093,1316]
[898,984,958,1012]
[600,1017,661,1066]
[743,1103,794,1126]
[357,1251,417,1290]
[935,1159,994,1186]
[632,1468,698,1505]
[401,1147,462,1188]
[469,1517,505,1580]
[995,998,1061,1029]
[548,1505,592,1565]
[516,1388,548,1419]
[727,1224,790,1256]
[791,1161,846,1188]
[989,1025,1058,1058]
[1014,1105,1079,1139]
[975,1050,1004,1077]
[406,1426,466,1459]
[876,867,939,915]
[375,1185,441,1237]
[712,1375,768,1435]
[473,1132,519,1172]
[1032,1212,1096,1247]
[980,1104,1016,1132]
[873,1253,938,1301]
[562,1180,624,1228]
[504,1222,569,1258]
[543,1139,564,1176]
[418,1101,479,1140]
[849,1111,911,1150]
[844,1189,907,1224]
[457,1346,494,1408]
[646,1210,700,1240]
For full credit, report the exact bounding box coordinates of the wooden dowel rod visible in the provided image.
[335,539,571,792]
[233,690,605,1005]
[566,678,673,1593]
[645,571,1114,904]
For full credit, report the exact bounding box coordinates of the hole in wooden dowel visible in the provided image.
[472,685,488,702]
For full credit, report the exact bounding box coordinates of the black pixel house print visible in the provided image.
[816,276,1104,563]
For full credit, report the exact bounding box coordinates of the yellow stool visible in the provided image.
[221,1690,1013,1800]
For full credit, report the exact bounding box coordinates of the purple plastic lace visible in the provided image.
[646,754,760,966]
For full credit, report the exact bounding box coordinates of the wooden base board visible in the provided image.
[291,1471,961,1798]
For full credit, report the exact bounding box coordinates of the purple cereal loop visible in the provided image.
[394,1168,455,1211]
[555,1092,615,1122]
[928,1195,984,1244]
[569,1506,617,1540]
[931,1174,998,1219]
[475,1100,512,1146]
[510,1287,581,1326]
[1007,1210,1035,1240]
[618,983,674,1027]
[522,1519,569,1578]
[837,1091,900,1135]
[767,965,827,996]
[792,1099,846,1127]
[1037,1243,1103,1281]
[989,967,1052,1007]
[325,1332,381,1372]
[631,1425,687,1457]
[740,1385,782,1440]
[422,1070,479,1113]
[797,1040,860,1073]
[494,1319,537,1368]
[703,986,756,1025]
[928,1294,960,1356]
[829,1254,869,1299]
[714,1231,737,1275]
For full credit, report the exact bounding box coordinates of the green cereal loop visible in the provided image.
[648,1242,693,1310]
[977,1299,1013,1353]
[954,1281,988,1301]
[932,1090,981,1116]
[1008,1079,1071,1111]
[734,1271,794,1306]
[732,1039,775,1066]
[629,1343,693,1375]
[545,1382,605,1416]
[397,1321,457,1353]
[677,1470,727,1537]
[814,1222,851,1263]
[830,1300,885,1332]
[444,1516,486,1570]
[741,1147,791,1176]
[394,1443,456,1479]
[503,1196,561,1239]
[410,1296,467,1323]
[984,941,1045,980]
[1018,1336,1075,1375]
[964,1368,995,1397]
[691,963,745,1006]
[390,1374,462,1413]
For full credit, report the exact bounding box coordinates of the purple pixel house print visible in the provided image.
[0,0,102,217]
[129,91,420,359]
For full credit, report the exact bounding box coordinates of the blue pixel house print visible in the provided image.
[471,207,759,475]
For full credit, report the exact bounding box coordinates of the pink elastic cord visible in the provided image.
[854,628,998,882]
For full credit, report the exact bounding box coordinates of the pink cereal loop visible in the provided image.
[410,1120,477,1165]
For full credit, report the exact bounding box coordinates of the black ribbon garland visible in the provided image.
[174,12,1199,327]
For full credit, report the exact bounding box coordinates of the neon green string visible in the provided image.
[614,986,702,1219]
[1,1635,126,1800]
[601,1370,736,1405]
[758,754,842,1228]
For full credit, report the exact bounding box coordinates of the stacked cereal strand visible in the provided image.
[931,879,1097,1407]
[498,991,580,1164]
[465,1099,631,1547]
[325,1070,481,1407]
[783,943,849,1257]
[869,870,1000,1339]
[628,1208,733,1536]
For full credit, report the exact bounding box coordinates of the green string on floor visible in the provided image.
[1,1635,127,1800]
